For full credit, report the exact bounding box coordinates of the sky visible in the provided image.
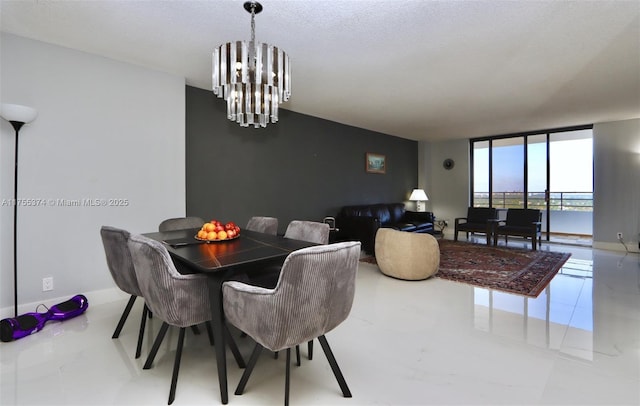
[474,132,593,193]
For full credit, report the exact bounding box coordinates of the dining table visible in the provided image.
[143,227,318,404]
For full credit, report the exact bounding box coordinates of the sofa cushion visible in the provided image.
[340,205,372,218]
[388,203,405,223]
[371,204,392,225]
[388,223,418,232]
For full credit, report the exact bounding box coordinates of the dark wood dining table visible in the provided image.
[143,228,317,404]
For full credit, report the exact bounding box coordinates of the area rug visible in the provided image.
[360,240,571,297]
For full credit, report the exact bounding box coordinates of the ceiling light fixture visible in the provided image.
[212,1,291,128]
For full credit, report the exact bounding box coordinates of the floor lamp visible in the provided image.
[1,104,38,317]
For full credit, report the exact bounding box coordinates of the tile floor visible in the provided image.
[1,237,639,405]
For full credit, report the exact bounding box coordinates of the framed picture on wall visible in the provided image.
[366,153,386,174]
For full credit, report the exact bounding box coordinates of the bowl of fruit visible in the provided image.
[196,220,241,242]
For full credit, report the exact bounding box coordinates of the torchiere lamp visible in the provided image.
[1,104,38,317]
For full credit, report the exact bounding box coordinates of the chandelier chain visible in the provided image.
[249,3,256,71]
[250,4,256,46]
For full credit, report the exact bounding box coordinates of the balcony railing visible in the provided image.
[473,192,593,212]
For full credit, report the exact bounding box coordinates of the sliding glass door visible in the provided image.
[471,126,593,241]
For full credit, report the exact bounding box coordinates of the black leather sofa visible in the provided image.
[336,203,434,254]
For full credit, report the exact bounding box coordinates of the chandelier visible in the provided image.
[212,1,291,128]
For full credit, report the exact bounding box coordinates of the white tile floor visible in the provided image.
[1,238,639,406]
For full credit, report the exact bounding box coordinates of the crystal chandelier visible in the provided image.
[212,1,291,128]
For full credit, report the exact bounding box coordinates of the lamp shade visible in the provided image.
[409,189,429,201]
[0,104,38,124]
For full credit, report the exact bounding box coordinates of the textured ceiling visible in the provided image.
[1,0,639,141]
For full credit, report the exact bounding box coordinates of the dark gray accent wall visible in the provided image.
[186,85,417,233]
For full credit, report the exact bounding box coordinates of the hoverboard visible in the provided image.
[1,294,89,342]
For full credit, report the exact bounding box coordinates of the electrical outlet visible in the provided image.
[617,232,623,240]
[42,277,53,292]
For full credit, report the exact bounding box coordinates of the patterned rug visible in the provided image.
[360,240,571,297]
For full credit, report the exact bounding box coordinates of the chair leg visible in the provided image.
[144,322,170,369]
[205,321,215,346]
[135,303,149,359]
[168,327,186,405]
[295,345,301,367]
[224,324,246,368]
[285,348,291,406]
[112,295,137,339]
[308,340,313,360]
[190,325,201,335]
[318,335,352,398]
[235,343,263,395]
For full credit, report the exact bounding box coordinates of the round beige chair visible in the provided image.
[374,228,440,280]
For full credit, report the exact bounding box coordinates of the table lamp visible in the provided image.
[409,189,429,212]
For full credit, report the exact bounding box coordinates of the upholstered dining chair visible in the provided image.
[248,220,330,289]
[100,226,150,359]
[247,220,331,361]
[158,216,205,275]
[245,216,278,235]
[223,241,361,405]
[158,216,205,232]
[284,220,330,246]
[127,233,245,405]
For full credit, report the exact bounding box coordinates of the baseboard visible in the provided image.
[0,287,127,319]
[592,241,640,254]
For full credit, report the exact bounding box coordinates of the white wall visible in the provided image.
[420,138,470,238]
[0,34,186,315]
[593,118,640,252]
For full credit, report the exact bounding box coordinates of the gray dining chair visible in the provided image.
[223,241,361,405]
[251,220,330,287]
[158,216,205,232]
[127,233,244,405]
[247,220,331,361]
[158,216,205,275]
[245,216,278,235]
[100,226,150,359]
[284,220,330,245]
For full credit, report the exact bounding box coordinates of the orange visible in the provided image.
[207,231,217,240]
[204,223,215,232]
[217,230,227,240]
[197,230,206,239]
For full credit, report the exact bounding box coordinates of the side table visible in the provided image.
[434,219,449,238]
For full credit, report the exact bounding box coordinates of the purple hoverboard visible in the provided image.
[1,294,88,342]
